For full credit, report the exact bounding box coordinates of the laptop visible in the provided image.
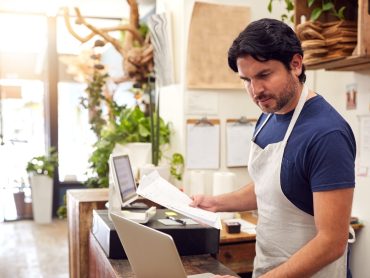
[110,212,214,278]
[110,154,139,208]
[110,154,156,223]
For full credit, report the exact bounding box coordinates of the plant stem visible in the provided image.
[147,79,157,165]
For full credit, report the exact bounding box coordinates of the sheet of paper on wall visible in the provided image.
[226,122,255,167]
[186,122,220,169]
[358,115,370,168]
[137,171,222,229]
[186,92,219,115]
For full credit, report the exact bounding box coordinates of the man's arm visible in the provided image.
[190,182,257,212]
[261,187,354,278]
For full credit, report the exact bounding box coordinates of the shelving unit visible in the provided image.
[294,0,370,71]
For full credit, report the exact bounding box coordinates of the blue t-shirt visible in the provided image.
[254,95,356,215]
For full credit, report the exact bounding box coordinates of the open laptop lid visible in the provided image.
[110,212,214,278]
[110,211,188,278]
[110,154,138,208]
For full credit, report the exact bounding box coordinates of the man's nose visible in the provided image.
[249,79,264,97]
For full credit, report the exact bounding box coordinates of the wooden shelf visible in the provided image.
[294,0,370,71]
[306,55,370,71]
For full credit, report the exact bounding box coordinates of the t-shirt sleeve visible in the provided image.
[307,130,356,192]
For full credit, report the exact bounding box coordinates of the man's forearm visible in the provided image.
[214,182,257,212]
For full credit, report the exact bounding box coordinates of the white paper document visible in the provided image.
[186,123,220,169]
[226,123,255,167]
[358,115,370,167]
[137,171,222,229]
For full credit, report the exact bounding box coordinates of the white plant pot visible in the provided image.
[30,175,53,224]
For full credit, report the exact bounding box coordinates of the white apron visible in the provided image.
[248,85,347,277]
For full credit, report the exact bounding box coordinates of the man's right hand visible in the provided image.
[189,195,218,212]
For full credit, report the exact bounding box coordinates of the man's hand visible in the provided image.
[190,182,257,213]
[190,195,218,212]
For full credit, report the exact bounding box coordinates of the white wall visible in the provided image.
[157,1,370,276]
[158,0,285,194]
[312,69,370,278]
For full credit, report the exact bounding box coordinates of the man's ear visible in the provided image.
[290,54,303,77]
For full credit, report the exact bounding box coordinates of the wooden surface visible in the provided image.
[304,55,370,71]
[67,188,109,278]
[218,212,257,274]
[220,212,257,243]
[89,231,240,277]
[358,0,370,55]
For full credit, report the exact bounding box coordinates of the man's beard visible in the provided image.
[258,74,299,114]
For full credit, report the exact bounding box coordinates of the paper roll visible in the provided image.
[212,171,235,196]
[213,171,236,219]
[189,170,206,196]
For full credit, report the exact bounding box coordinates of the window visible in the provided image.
[0,13,47,220]
[56,15,135,182]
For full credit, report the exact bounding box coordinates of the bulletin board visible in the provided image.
[186,2,250,89]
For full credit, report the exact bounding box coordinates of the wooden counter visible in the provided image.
[67,188,109,278]
[218,212,257,274]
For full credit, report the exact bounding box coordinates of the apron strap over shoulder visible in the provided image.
[283,85,309,143]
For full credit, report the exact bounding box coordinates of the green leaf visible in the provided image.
[26,147,58,178]
[307,0,316,8]
[337,6,346,20]
[267,0,273,13]
[310,7,322,21]
[322,2,334,12]
[281,14,288,21]
[138,124,151,138]
[286,0,294,11]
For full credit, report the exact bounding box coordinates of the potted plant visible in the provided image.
[85,105,171,188]
[26,147,58,223]
[61,1,183,188]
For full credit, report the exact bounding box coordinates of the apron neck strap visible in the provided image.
[252,113,272,141]
[283,84,309,142]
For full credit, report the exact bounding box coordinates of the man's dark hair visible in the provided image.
[228,18,306,83]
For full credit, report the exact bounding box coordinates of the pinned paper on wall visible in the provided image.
[186,2,250,89]
[186,118,220,169]
[358,115,370,168]
[226,118,256,167]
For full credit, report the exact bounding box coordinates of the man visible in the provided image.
[191,18,356,278]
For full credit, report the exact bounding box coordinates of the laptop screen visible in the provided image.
[111,154,137,207]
